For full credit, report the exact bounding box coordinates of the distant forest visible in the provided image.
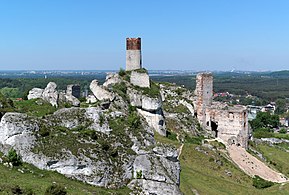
[0,70,289,103]
[152,71,289,102]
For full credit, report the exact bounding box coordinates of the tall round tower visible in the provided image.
[126,38,142,71]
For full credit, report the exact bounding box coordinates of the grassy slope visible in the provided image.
[0,161,130,194]
[154,133,289,195]
[254,143,289,177]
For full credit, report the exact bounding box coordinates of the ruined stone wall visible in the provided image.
[126,38,142,71]
[208,106,249,148]
[130,71,150,88]
[195,73,213,127]
[67,84,80,98]
[195,72,249,148]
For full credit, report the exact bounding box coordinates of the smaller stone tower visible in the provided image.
[67,84,81,98]
[195,73,213,126]
[126,38,142,71]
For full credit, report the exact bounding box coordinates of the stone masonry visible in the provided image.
[126,38,142,71]
[130,71,150,88]
[195,73,249,148]
[66,84,81,98]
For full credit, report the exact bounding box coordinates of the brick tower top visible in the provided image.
[126,38,141,50]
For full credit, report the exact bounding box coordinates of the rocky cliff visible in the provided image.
[0,71,198,195]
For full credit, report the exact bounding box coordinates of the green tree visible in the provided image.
[275,99,286,115]
[250,112,279,131]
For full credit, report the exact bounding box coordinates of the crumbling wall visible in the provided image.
[195,72,249,148]
[67,84,80,98]
[207,106,249,148]
[195,73,213,127]
[130,71,150,88]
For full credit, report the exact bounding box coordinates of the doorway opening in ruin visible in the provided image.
[211,121,218,138]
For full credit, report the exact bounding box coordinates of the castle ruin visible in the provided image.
[126,38,142,71]
[195,73,249,148]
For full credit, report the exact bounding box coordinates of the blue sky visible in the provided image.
[0,0,289,71]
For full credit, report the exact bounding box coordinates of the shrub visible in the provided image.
[167,131,178,141]
[119,68,126,77]
[127,113,141,129]
[279,128,287,134]
[136,170,142,179]
[11,185,23,195]
[252,175,274,189]
[7,148,22,166]
[45,184,67,195]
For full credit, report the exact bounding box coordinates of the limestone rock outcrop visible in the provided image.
[27,88,44,100]
[103,73,121,88]
[42,82,58,107]
[90,80,114,101]
[141,96,162,112]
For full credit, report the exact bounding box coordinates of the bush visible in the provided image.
[7,148,22,166]
[279,128,287,134]
[45,184,67,195]
[119,68,126,77]
[136,170,142,179]
[252,175,274,189]
[127,113,141,129]
[11,185,23,195]
[167,131,178,141]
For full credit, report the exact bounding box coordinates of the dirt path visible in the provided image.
[228,145,288,183]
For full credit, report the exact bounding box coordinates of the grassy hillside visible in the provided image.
[154,133,289,195]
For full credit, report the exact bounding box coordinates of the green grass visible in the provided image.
[179,143,289,195]
[14,99,57,117]
[0,160,130,194]
[253,143,289,177]
[253,131,289,140]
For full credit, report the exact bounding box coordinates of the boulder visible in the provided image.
[42,82,58,107]
[142,96,162,112]
[86,95,97,104]
[103,73,121,88]
[27,88,43,100]
[90,80,114,101]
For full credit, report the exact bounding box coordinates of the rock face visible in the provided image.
[142,96,162,112]
[0,106,180,193]
[103,73,121,88]
[130,71,150,88]
[137,109,166,136]
[27,88,44,100]
[86,95,97,104]
[42,82,58,107]
[129,146,181,195]
[90,80,114,101]
[28,83,81,107]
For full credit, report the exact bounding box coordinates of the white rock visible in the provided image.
[42,82,58,107]
[128,89,142,107]
[137,108,166,136]
[103,73,121,87]
[89,80,114,101]
[141,96,162,112]
[86,95,97,103]
[27,88,43,100]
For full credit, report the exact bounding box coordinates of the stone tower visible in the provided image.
[195,73,213,126]
[126,38,142,71]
